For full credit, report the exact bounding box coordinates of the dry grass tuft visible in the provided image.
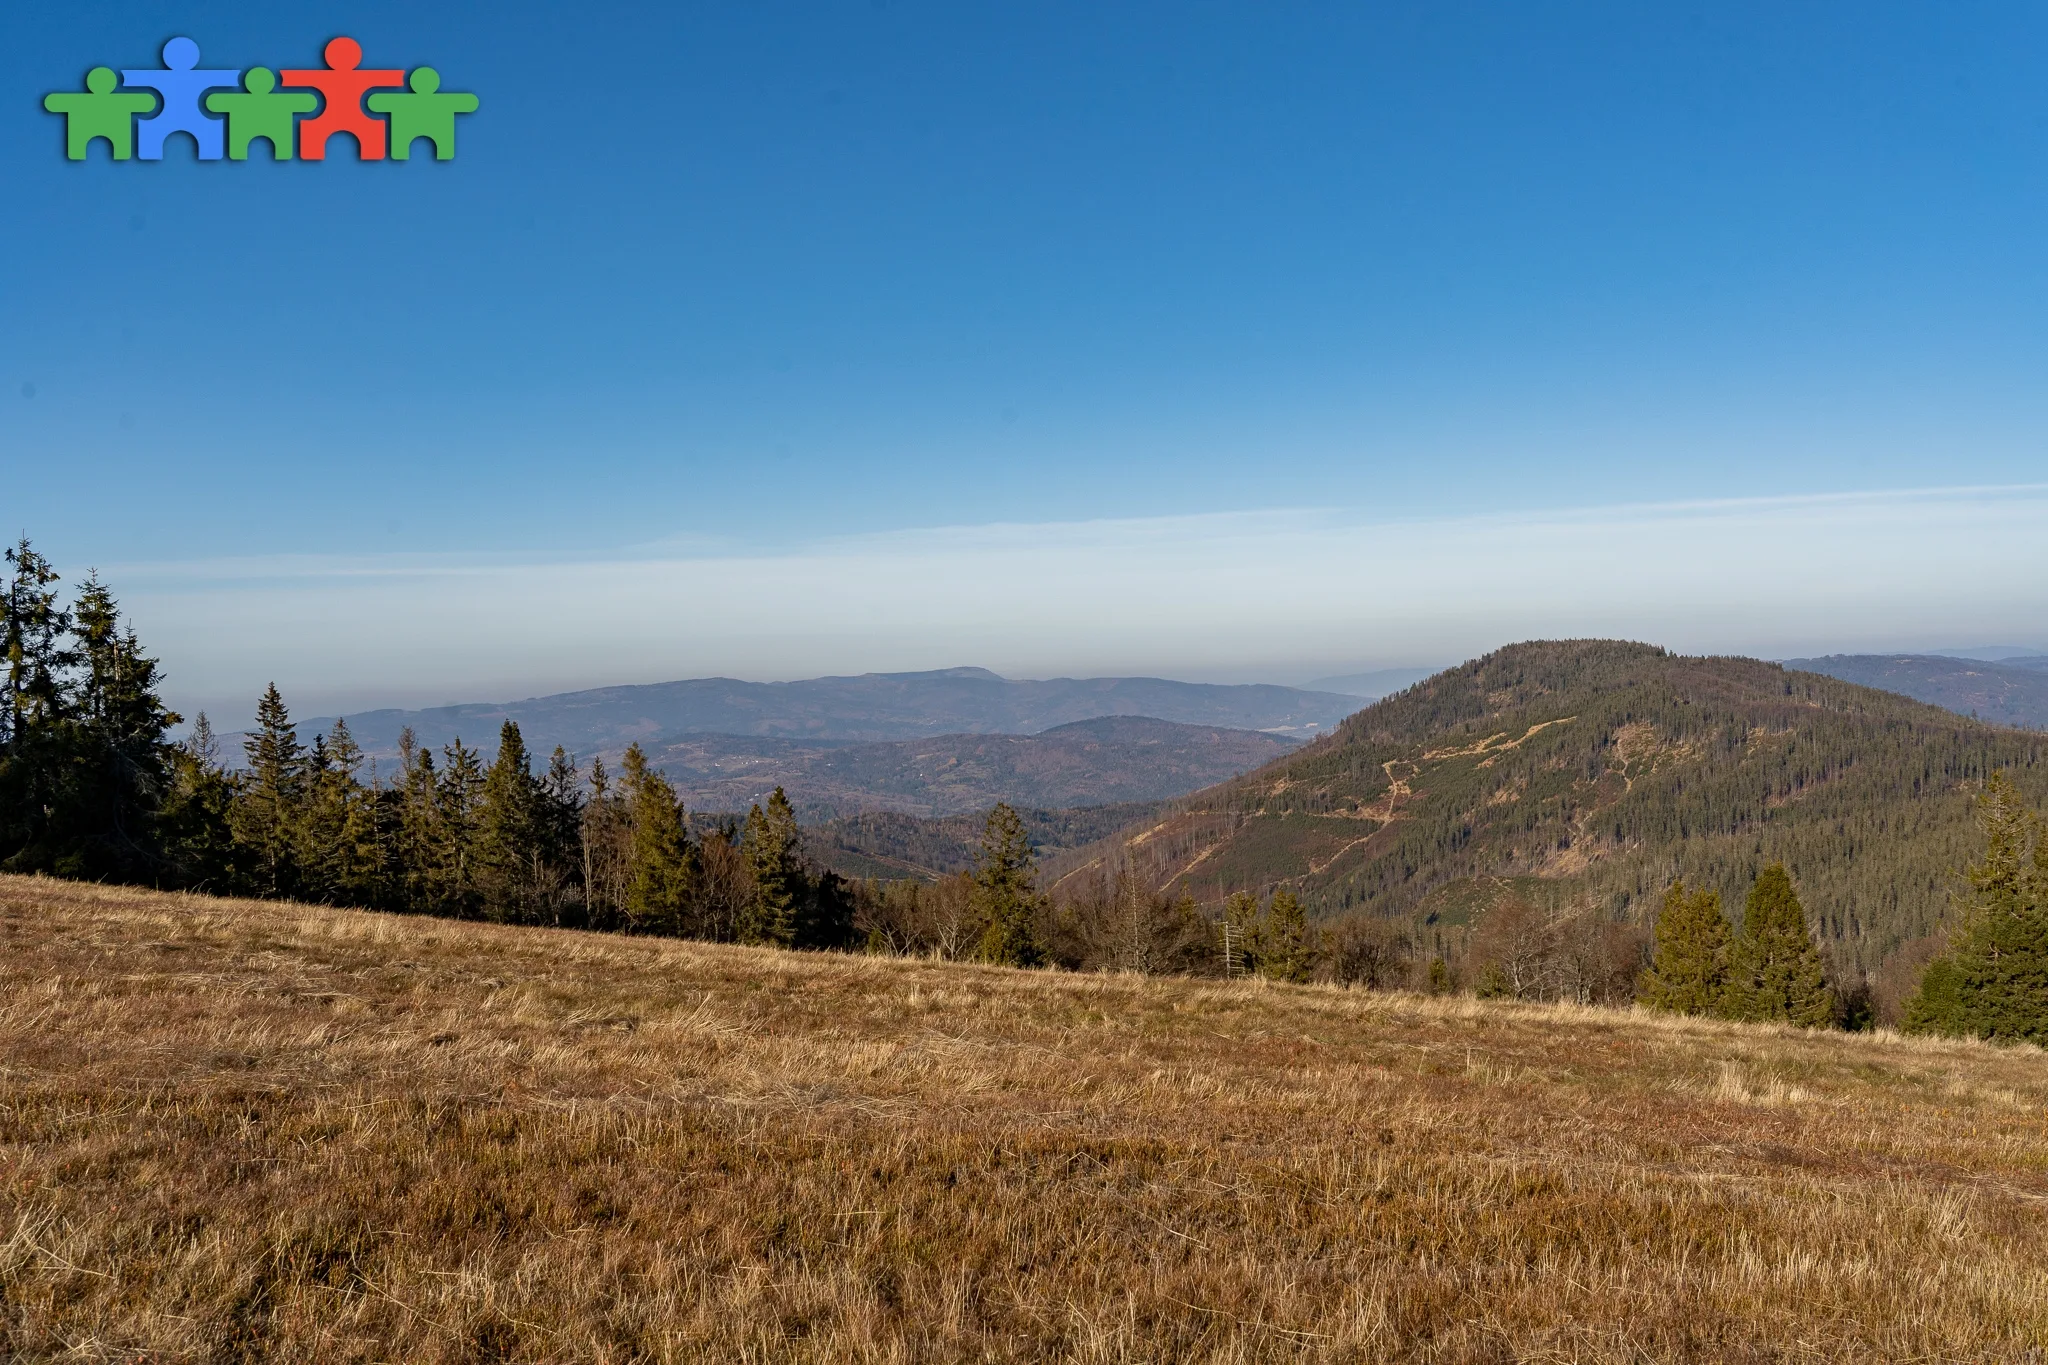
[3,874,2047,1362]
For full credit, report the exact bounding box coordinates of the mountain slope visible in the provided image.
[655,716,1296,821]
[310,668,1360,761]
[1786,654,2048,730]
[1051,640,2048,975]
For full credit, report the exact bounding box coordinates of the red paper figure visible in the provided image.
[281,36,403,160]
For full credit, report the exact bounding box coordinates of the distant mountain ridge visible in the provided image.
[1303,667,1438,699]
[1927,646,2048,662]
[1786,655,2048,730]
[654,715,1296,822]
[308,667,1362,763]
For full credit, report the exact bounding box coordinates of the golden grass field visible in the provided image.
[3,875,2046,1363]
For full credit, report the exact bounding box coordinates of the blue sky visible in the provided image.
[6,2,2048,717]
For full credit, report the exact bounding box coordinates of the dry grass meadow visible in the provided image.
[3,875,2046,1363]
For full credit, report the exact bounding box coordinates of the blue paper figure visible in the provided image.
[122,36,240,160]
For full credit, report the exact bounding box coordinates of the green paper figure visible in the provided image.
[367,67,478,161]
[204,68,317,160]
[44,67,158,161]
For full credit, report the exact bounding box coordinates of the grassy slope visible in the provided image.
[1050,641,2048,974]
[5,878,2047,1362]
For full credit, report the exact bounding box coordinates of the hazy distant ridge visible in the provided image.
[310,667,1363,762]
[1785,654,2048,730]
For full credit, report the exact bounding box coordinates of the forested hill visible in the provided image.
[1785,654,2048,730]
[309,668,1360,760]
[1048,640,2048,978]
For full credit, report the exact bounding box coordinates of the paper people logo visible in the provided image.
[44,36,478,162]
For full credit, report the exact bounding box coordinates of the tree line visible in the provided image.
[0,539,854,947]
[5,542,2045,1041]
[1633,777,2048,1041]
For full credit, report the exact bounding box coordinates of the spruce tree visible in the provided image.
[1259,887,1314,983]
[298,734,338,897]
[234,683,305,897]
[739,787,802,947]
[436,738,485,916]
[322,718,382,904]
[53,574,179,878]
[539,745,584,922]
[1638,880,1732,1015]
[0,539,78,870]
[296,720,378,907]
[972,802,1045,967]
[477,720,544,922]
[0,537,73,749]
[1724,864,1833,1027]
[1904,775,2048,1042]
[395,729,445,914]
[622,744,693,934]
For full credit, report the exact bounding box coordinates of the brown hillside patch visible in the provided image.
[5,876,2048,1362]
[1422,715,1576,762]
[1533,839,1603,878]
[1610,719,1659,765]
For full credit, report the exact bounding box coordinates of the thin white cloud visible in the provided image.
[114,484,2048,718]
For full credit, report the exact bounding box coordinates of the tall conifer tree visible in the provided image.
[1259,887,1314,982]
[1724,864,1833,1026]
[298,718,378,906]
[436,739,485,916]
[234,683,305,897]
[1904,775,2048,1042]
[395,729,444,913]
[622,744,693,934]
[52,574,179,877]
[739,787,802,947]
[477,720,544,922]
[0,537,72,749]
[972,802,1045,967]
[1638,881,1732,1015]
[539,745,584,921]
[0,539,78,869]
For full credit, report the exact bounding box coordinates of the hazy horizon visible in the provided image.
[14,4,2048,727]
